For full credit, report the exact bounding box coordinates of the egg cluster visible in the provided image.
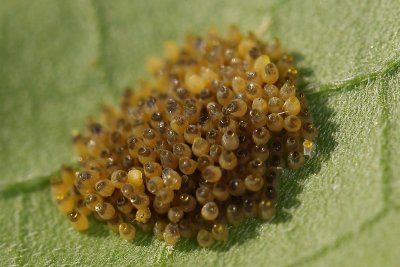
[51,26,317,247]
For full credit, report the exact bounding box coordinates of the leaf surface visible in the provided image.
[1,0,399,266]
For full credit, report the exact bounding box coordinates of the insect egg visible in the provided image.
[184,124,201,144]
[219,150,238,170]
[153,200,171,214]
[197,155,214,171]
[259,200,275,221]
[76,198,91,216]
[162,168,182,190]
[95,202,115,220]
[107,215,123,233]
[116,196,133,214]
[163,223,180,246]
[137,147,157,164]
[136,207,151,223]
[249,109,267,128]
[228,178,246,196]
[179,157,198,175]
[173,143,192,158]
[130,192,150,209]
[168,206,184,223]
[212,182,230,201]
[287,150,305,169]
[286,136,300,151]
[252,98,268,114]
[243,197,258,218]
[56,195,75,214]
[119,223,136,241]
[263,63,279,84]
[226,204,245,226]
[280,80,296,100]
[245,83,263,100]
[254,55,271,81]
[302,122,317,140]
[196,186,214,205]
[143,128,160,147]
[121,184,134,199]
[252,127,271,145]
[197,229,214,248]
[127,168,144,187]
[221,130,240,151]
[69,211,89,231]
[266,113,284,132]
[153,220,168,240]
[84,193,103,211]
[228,99,248,118]
[179,193,197,212]
[268,97,284,113]
[244,174,265,192]
[146,176,164,195]
[51,177,68,197]
[201,201,219,221]
[202,165,222,183]
[283,114,302,133]
[282,96,301,116]
[155,188,174,204]
[178,218,193,239]
[95,179,115,197]
[232,76,246,93]
[211,223,229,242]
[170,115,188,134]
[192,137,210,157]
[143,161,162,177]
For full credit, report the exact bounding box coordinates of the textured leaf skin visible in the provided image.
[0,0,399,266]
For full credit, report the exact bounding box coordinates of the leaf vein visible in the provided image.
[308,56,400,97]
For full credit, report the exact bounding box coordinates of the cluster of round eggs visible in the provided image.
[51,26,316,247]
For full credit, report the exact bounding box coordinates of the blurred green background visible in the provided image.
[0,0,399,266]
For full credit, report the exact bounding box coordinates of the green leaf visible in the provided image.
[1,0,399,266]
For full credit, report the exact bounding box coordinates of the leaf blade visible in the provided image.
[1,0,400,266]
